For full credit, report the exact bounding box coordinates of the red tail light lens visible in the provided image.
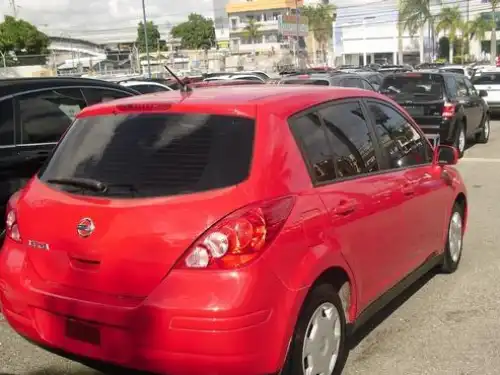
[442,103,456,118]
[5,209,21,243]
[176,196,296,270]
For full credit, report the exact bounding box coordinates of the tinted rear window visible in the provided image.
[473,73,500,84]
[380,74,445,98]
[282,79,330,86]
[39,113,255,198]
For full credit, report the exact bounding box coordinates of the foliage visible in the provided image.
[398,0,433,36]
[0,16,50,66]
[485,0,500,62]
[136,21,161,52]
[170,13,216,50]
[438,37,449,59]
[244,19,261,43]
[302,3,336,60]
[467,15,491,41]
[435,6,463,43]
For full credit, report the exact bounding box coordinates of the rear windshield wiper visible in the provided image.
[46,177,107,192]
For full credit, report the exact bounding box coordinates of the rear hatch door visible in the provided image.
[17,111,256,298]
[473,73,500,104]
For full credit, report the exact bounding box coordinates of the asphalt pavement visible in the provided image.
[2,121,500,375]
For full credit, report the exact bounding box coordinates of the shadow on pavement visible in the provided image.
[348,268,437,350]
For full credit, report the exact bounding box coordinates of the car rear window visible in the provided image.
[442,68,465,75]
[473,73,500,84]
[380,74,445,99]
[38,113,255,198]
[282,79,330,86]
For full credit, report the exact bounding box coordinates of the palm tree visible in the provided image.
[486,0,500,64]
[244,19,261,49]
[467,16,491,60]
[436,6,463,63]
[302,3,336,64]
[398,0,433,64]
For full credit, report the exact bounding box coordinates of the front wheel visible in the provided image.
[284,284,348,375]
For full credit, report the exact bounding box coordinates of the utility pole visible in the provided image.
[141,0,152,78]
[295,0,300,68]
[466,0,470,61]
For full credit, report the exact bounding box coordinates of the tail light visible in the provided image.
[442,103,456,118]
[175,196,296,270]
[5,192,22,243]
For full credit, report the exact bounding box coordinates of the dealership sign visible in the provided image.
[279,15,309,37]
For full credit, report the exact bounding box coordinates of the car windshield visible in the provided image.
[380,74,445,99]
[38,113,255,198]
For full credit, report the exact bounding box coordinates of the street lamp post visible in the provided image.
[141,0,152,78]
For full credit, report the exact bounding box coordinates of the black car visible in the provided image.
[357,71,384,91]
[279,72,376,91]
[379,71,490,156]
[0,77,139,241]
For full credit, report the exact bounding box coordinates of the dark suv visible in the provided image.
[379,71,490,156]
[0,77,139,241]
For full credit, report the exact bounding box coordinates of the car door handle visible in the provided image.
[333,199,358,216]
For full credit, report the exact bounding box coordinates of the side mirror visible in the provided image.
[435,145,458,165]
[479,89,488,97]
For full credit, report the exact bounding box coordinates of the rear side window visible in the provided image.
[380,74,445,99]
[282,79,330,86]
[289,113,336,183]
[0,99,14,146]
[342,78,364,88]
[82,88,134,105]
[473,73,500,84]
[19,88,87,144]
[39,113,255,198]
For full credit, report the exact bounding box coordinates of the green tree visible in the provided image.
[302,3,336,64]
[244,19,261,44]
[398,0,433,63]
[484,0,500,63]
[436,6,463,63]
[468,16,491,42]
[170,13,216,50]
[0,16,49,66]
[136,21,161,52]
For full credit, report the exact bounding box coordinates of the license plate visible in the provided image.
[404,106,424,116]
[65,318,101,345]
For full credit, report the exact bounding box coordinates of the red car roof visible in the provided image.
[78,85,388,120]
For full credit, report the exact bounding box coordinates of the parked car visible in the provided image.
[120,80,173,94]
[439,65,473,79]
[356,71,384,91]
[0,85,467,375]
[280,72,377,90]
[379,71,490,155]
[0,77,139,244]
[472,72,500,113]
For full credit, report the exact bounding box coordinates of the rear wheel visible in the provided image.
[284,284,348,375]
[439,203,464,274]
[454,123,466,158]
[476,114,490,144]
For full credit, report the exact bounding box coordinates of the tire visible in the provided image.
[454,122,466,158]
[284,284,348,375]
[439,203,464,274]
[476,114,490,144]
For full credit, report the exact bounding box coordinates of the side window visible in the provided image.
[464,78,478,96]
[0,99,15,146]
[367,101,432,169]
[456,77,469,96]
[319,102,379,177]
[19,88,86,145]
[445,76,458,98]
[82,88,134,105]
[289,112,336,183]
[342,78,363,88]
[362,79,375,91]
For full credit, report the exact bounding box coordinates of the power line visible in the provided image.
[42,0,493,36]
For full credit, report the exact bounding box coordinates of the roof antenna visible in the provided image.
[164,65,192,93]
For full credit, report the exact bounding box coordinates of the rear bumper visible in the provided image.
[0,241,304,375]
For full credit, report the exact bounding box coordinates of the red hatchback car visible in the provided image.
[0,86,467,375]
